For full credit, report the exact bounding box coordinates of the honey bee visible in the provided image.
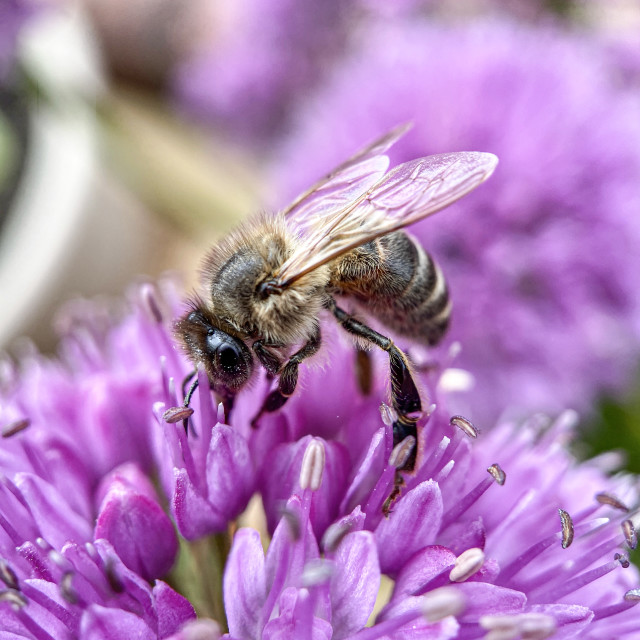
[169,124,497,471]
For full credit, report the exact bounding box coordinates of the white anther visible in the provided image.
[480,613,556,640]
[448,341,462,359]
[300,439,325,491]
[438,368,475,393]
[389,436,416,469]
[519,613,557,639]
[379,403,397,426]
[421,586,465,622]
[178,619,222,640]
[449,547,485,583]
[551,409,579,434]
[450,415,477,438]
[301,559,335,587]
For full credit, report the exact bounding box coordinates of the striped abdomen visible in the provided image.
[330,231,451,346]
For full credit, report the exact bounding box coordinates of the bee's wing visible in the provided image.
[276,151,498,287]
[281,123,412,234]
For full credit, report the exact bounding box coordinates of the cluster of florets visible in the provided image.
[0,282,638,638]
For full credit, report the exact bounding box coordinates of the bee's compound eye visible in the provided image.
[217,343,240,373]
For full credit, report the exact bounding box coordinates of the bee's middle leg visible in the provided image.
[251,326,322,426]
[329,300,421,472]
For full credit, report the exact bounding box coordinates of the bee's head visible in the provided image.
[176,308,253,390]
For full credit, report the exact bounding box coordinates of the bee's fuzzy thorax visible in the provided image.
[199,212,330,345]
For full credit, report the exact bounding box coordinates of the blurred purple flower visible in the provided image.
[272,17,640,424]
[171,0,354,145]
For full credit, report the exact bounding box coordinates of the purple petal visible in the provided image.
[224,528,267,640]
[340,427,387,516]
[370,594,461,639]
[265,496,319,596]
[12,578,78,639]
[14,473,93,548]
[455,582,526,622]
[95,462,159,506]
[80,604,155,640]
[172,468,227,539]
[95,469,178,580]
[375,480,443,576]
[91,539,159,624]
[206,424,255,521]
[438,518,486,555]
[153,580,197,638]
[330,531,380,640]
[391,546,457,601]
[261,436,349,538]
[262,587,332,640]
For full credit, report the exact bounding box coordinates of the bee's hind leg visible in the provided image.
[329,299,421,473]
[251,326,322,427]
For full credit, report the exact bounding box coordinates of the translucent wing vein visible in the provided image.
[277,150,498,286]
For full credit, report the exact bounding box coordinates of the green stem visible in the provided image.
[170,530,232,631]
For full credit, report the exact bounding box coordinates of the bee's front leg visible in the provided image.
[252,340,285,377]
[251,327,321,427]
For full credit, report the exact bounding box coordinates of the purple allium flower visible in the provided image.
[171,0,354,145]
[1,274,639,637]
[94,462,178,581]
[271,17,640,424]
[222,409,640,638]
[153,367,256,540]
[0,287,196,637]
[0,479,193,639]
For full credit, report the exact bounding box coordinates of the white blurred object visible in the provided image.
[0,7,170,350]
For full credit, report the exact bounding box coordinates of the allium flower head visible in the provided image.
[273,17,640,423]
[1,286,639,636]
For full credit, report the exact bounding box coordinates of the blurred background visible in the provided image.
[1,0,640,468]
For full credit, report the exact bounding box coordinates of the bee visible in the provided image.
[168,124,497,472]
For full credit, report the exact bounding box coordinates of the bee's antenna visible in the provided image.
[182,376,199,433]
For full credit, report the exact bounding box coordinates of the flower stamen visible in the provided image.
[558,509,574,549]
[450,415,477,438]
[389,436,415,469]
[0,588,27,610]
[60,571,78,604]
[596,492,629,512]
[622,519,637,550]
[0,559,19,590]
[449,547,485,582]
[299,439,325,491]
[422,586,465,621]
[487,463,506,485]
[2,418,30,438]
[480,612,556,640]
